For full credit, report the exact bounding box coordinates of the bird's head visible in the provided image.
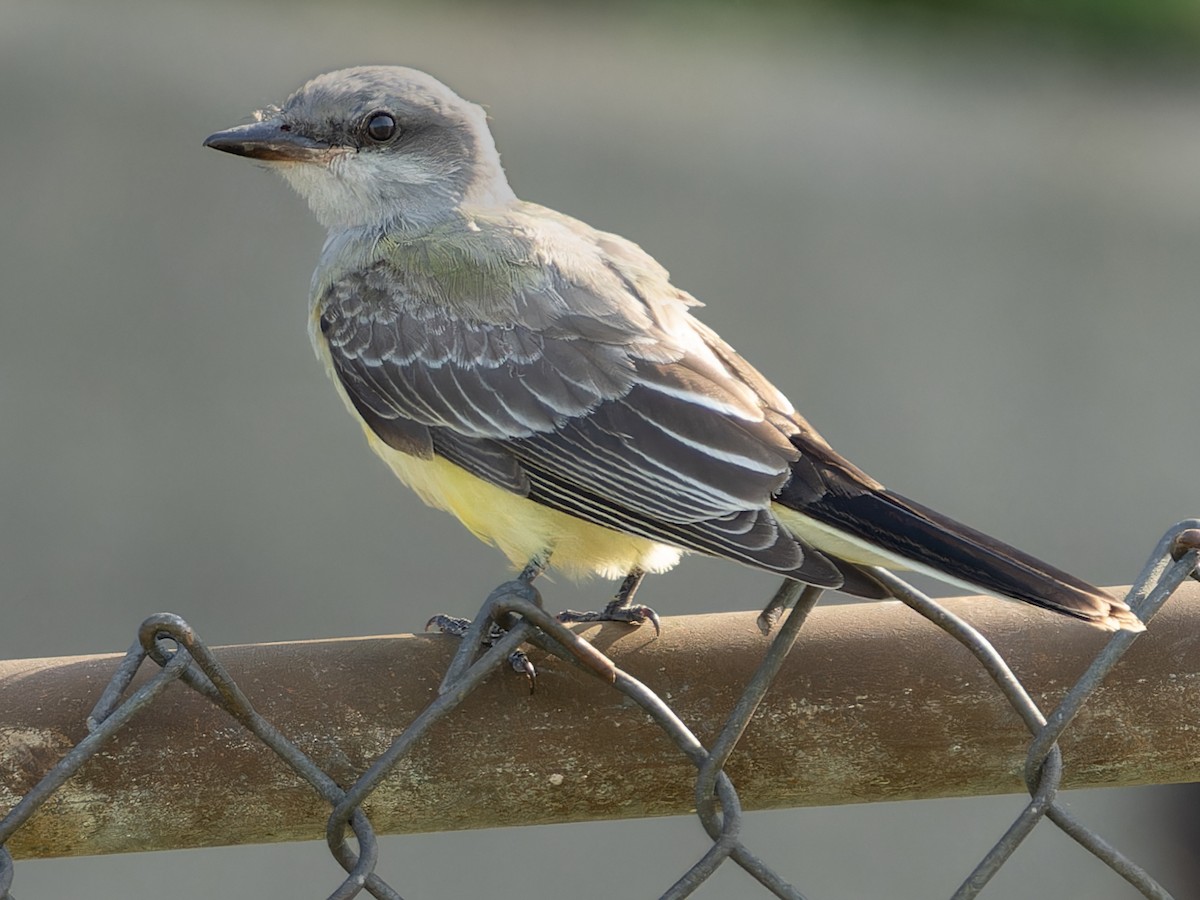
[204,66,515,230]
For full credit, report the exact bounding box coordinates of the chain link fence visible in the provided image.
[2,520,1198,899]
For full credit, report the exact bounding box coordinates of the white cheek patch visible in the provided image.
[276,160,356,227]
[333,152,441,187]
[274,152,447,227]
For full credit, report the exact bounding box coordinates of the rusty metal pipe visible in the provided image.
[2,582,1197,859]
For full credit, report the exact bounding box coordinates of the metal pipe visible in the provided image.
[1,582,1197,859]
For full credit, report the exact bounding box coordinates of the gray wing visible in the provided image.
[317,256,845,587]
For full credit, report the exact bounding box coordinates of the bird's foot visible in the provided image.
[426,568,545,691]
[556,568,660,635]
[426,611,539,691]
[427,561,638,692]
[556,602,662,636]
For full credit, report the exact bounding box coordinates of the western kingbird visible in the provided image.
[204,66,1140,633]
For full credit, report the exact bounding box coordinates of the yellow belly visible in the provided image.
[364,428,684,579]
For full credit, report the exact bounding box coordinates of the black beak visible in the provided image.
[203,118,331,162]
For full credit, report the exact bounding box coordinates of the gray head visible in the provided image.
[204,66,515,229]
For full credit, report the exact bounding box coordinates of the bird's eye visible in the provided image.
[365,113,397,142]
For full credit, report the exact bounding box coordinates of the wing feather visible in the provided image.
[315,231,842,587]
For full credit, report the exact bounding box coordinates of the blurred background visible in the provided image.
[2,0,1198,896]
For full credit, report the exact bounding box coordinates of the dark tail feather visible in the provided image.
[794,486,1142,632]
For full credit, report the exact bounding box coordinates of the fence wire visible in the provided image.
[1,519,1198,899]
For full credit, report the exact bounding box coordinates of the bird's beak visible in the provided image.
[203,118,332,163]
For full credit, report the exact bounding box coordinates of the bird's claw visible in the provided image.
[426,614,471,636]
[557,604,662,637]
[428,612,510,644]
[509,649,537,693]
[429,612,537,691]
[431,561,648,690]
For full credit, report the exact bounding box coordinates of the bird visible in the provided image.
[203,66,1141,637]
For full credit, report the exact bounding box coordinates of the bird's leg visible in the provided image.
[557,567,661,635]
[426,554,549,690]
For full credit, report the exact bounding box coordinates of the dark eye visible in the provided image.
[365,113,397,142]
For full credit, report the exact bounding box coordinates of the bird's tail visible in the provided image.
[776,479,1142,632]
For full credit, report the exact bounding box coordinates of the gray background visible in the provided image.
[2,0,1197,897]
